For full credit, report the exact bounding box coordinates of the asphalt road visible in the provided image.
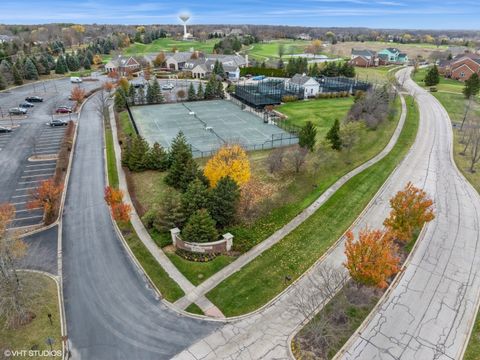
[18,225,58,275]
[0,76,104,228]
[62,94,218,360]
[338,68,480,359]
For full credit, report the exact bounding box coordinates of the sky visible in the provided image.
[1,0,480,30]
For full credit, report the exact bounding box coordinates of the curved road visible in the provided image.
[62,94,218,359]
[338,68,480,359]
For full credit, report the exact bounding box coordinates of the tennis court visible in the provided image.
[129,100,297,157]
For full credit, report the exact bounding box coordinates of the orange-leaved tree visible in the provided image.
[204,144,251,187]
[104,186,131,222]
[383,182,435,243]
[27,179,63,224]
[0,203,15,233]
[344,227,400,289]
[103,81,115,93]
[70,86,86,105]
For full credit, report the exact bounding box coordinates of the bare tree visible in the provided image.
[94,89,111,121]
[289,145,308,173]
[266,147,285,174]
[469,125,480,173]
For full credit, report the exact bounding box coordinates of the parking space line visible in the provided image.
[15,187,36,191]
[12,215,43,221]
[12,194,30,198]
[15,208,41,213]
[24,168,56,172]
[11,201,26,206]
[19,180,42,184]
[25,162,56,167]
[21,173,52,178]
[35,147,60,151]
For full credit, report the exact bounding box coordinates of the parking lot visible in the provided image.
[0,75,105,229]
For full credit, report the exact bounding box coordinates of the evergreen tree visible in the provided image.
[0,72,6,90]
[216,81,224,99]
[137,86,145,104]
[127,85,136,105]
[188,82,196,101]
[24,57,39,80]
[424,65,440,86]
[127,136,150,171]
[152,192,186,231]
[196,82,204,99]
[463,73,480,99]
[12,65,23,85]
[83,57,91,70]
[204,78,215,99]
[165,131,198,191]
[114,88,127,111]
[341,61,356,78]
[146,82,154,104]
[213,60,225,78]
[182,209,218,243]
[181,179,210,218]
[209,176,240,228]
[146,142,169,170]
[151,79,162,103]
[55,55,67,74]
[326,118,342,150]
[299,121,317,152]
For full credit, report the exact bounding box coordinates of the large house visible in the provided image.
[438,53,480,81]
[350,49,378,67]
[288,74,320,98]
[169,53,247,80]
[105,55,141,75]
[377,48,409,64]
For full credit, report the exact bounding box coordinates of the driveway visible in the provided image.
[62,94,218,360]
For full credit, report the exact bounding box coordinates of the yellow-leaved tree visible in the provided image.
[204,144,251,187]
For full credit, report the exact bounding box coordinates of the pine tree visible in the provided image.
[299,121,317,152]
[165,131,198,191]
[326,119,342,150]
[83,57,91,70]
[463,73,480,99]
[182,209,218,243]
[424,65,439,86]
[55,55,67,74]
[137,86,145,105]
[188,82,196,101]
[181,179,210,218]
[128,85,136,105]
[151,79,162,103]
[152,192,186,231]
[204,78,215,99]
[196,82,204,99]
[12,65,23,85]
[216,81,224,99]
[209,176,240,228]
[146,82,154,104]
[114,88,127,111]
[146,142,169,170]
[127,136,150,171]
[24,57,39,80]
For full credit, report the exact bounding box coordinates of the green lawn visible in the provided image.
[277,97,354,137]
[412,67,465,93]
[242,39,313,61]
[0,273,62,355]
[354,65,401,84]
[166,253,235,286]
[206,96,419,316]
[124,38,217,55]
[185,303,204,315]
[105,116,119,188]
[465,307,480,360]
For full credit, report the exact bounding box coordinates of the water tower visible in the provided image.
[179,13,191,40]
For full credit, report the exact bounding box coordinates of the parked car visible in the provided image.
[9,107,27,115]
[55,106,73,114]
[161,83,174,90]
[19,101,34,108]
[0,126,12,133]
[25,96,43,102]
[49,119,69,127]
[133,83,145,88]
[70,77,83,83]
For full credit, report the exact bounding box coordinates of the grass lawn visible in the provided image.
[185,303,204,315]
[354,65,400,84]
[0,272,62,356]
[165,253,235,286]
[412,67,466,94]
[465,307,480,360]
[206,96,419,316]
[277,97,354,137]
[242,39,312,61]
[124,38,217,55]
[105,114,119,188]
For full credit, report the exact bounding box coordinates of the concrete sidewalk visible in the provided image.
[174,90,408,310]
[108,105,224,318]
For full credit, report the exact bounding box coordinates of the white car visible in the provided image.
[70,77,83,83]
[161,83,174,90]
[8,107,27,115]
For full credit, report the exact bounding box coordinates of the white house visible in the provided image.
[289,74,320,98]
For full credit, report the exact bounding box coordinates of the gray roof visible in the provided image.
[290,74,316,86]
[351,49,376,57]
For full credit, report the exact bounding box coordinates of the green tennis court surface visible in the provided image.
[130,100,297,157]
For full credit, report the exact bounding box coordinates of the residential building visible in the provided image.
[288,74,320,98]
[165,52,194,70]
[438,53,480,81]
[377,48,409,64]
[296,33,312,41]
[104,55,141,75]
[349,49,377,67]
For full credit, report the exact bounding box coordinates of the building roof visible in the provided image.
[290,74,318,86]
[351,49,376,57]
[385,47,401,54]
[107,55,140,68]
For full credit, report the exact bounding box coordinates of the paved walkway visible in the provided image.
[108,105,224,318]
[174,90,408,310]
[170,89,410,359]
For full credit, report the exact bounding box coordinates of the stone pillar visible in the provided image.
[170,228,180,247]
[223,233,234,252]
